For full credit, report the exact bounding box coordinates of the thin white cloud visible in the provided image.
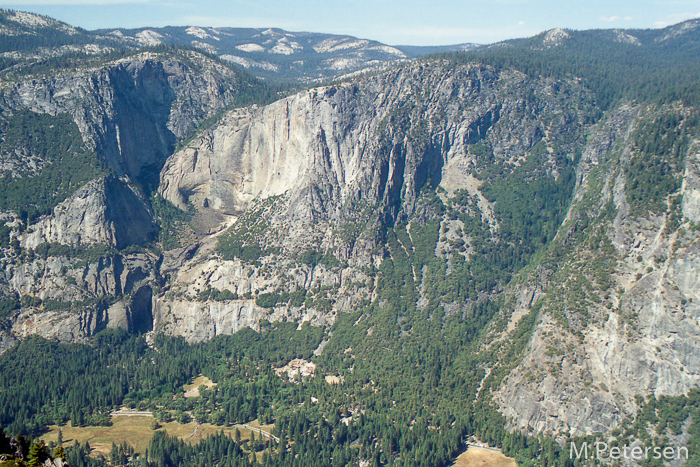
[653,10,700,27]
[600,15,633,23]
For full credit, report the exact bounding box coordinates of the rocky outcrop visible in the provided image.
[152,298,267,342]
[493,105,700,436]
[152,236,345,342]
[2,281,153,344]
[22,176,156,250]
[682,140,700,222]
[1,51,246,180]
[0,246,159,344]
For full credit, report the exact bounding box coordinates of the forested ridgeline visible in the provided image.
[436,22,700,110]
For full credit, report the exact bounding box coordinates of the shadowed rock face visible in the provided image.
[104,177,157,249]
[102,60,178,178]
[21,176,156,250]
[129,285,153,334]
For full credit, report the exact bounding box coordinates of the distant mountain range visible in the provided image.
[0,9,477,83]
[4,7,700,86]
[95,26,480,82]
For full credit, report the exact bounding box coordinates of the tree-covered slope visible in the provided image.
[446,19,700,110]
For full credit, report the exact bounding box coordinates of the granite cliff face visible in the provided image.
[21,176,156,250]
[161,62,591,229]
[0,48,262,348]
[153,61,594,342]
[492,105,700,436]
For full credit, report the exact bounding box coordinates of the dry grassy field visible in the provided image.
[452,446,517,467]
[183,375,217,398]
[40,416,261,457]
[39,374,273,458]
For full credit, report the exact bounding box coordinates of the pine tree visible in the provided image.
[140,449,149,467]
[27,440,48,467]
[277,433,286,455]
[52,445,66,461]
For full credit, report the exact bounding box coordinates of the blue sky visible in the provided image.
[0,0,699,45]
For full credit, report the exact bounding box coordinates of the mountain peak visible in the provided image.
[0,9,78,35]
[656,17,700,42]
[541,28,571,47]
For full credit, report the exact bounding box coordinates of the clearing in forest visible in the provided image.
[452,446,517,467]
[183,375,218,398]
[41,415,260,457]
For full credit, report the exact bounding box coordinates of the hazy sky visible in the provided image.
[0,0,699,46]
